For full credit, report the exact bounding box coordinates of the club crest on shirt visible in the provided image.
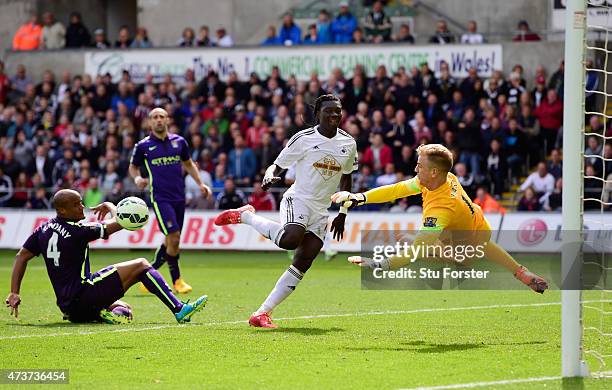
[312,155,342,181]
[171,140,178,148]
[423,217,437,227]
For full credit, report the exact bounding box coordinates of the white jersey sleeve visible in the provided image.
[342,142,358,174]
[274,129,312,169]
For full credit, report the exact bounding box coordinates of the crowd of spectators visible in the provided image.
[0,50,609,212]
[12,11,234,51]
[14,1,546,52]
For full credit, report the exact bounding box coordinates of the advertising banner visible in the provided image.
[552,0,612,30]
[84,44,503,83]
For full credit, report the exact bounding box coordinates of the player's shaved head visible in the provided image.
[149,107,168,118]
[52,189,81,211]
[416,144,453,173]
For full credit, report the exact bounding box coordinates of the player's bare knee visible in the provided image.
[279,233,302,250]
[167,233,180,249]
[137,257,151,270]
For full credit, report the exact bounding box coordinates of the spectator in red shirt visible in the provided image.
[362,133,393,174]
[534,89,563,153]
[10,172,32,207]
[200,95,219,122]
[0,61,8,105]
[513,20,541,42]
[248,181,276,211]
[245,115,269,149]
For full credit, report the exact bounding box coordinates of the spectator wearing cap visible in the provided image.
[233,104,250,134]
[131,27,153,48]
[41,12,65,49]
[279,13,301,46]
[197,25,211,46]
[261,26,281,46]
[115,25,132,48]
[513,20,541,42]
[13,13,42,51]
[65,12,91,48]
[363,1,392,43]
[531,75,547,107]
[91,29,110,49]
[316,9,333,44]
[429,19,454,44]
[461,20,484,44]
[214,28,234,47]
[331,1,357,44]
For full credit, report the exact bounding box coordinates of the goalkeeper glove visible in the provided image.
[348,256,390,271]
[331,191,366,209]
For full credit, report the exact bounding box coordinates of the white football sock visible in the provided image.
[242,211,283,245]
[256,265,303,314]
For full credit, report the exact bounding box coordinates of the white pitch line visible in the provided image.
[398,376,561,390]
[0,301,563,341]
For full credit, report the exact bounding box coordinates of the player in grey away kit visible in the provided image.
[5,189,207,324]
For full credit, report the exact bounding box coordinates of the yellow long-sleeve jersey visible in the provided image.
[363,173,491,239]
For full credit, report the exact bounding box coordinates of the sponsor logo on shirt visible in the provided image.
[312,155,342,180]
[151,155,181,166]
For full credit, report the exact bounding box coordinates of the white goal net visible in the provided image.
[580,0,612,379]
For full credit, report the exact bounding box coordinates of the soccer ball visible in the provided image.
[111,305,133,321]
[116,197,149,231]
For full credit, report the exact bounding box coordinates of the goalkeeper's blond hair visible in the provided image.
[416,144,453,173]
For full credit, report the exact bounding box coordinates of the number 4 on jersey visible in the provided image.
[47,232,61,267]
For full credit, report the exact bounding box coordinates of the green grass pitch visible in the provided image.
[0,250,610,389]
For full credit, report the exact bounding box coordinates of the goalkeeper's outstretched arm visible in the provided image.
[331,177,422,208]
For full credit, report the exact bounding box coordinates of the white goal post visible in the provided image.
[561,0,589,378]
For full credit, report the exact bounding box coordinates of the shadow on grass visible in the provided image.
[562,377,585,390]
[345,341,483,353]
[264,327,345,336]
[6,321,84,328]
[344,340,547,353]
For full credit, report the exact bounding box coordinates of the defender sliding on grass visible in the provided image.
[332,144,549,293]
[215,95,358,328]
[5,189,207,324]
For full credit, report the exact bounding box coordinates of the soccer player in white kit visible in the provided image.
[214,95,357,328]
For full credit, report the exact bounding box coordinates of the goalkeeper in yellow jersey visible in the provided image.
[332,144,548,293]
